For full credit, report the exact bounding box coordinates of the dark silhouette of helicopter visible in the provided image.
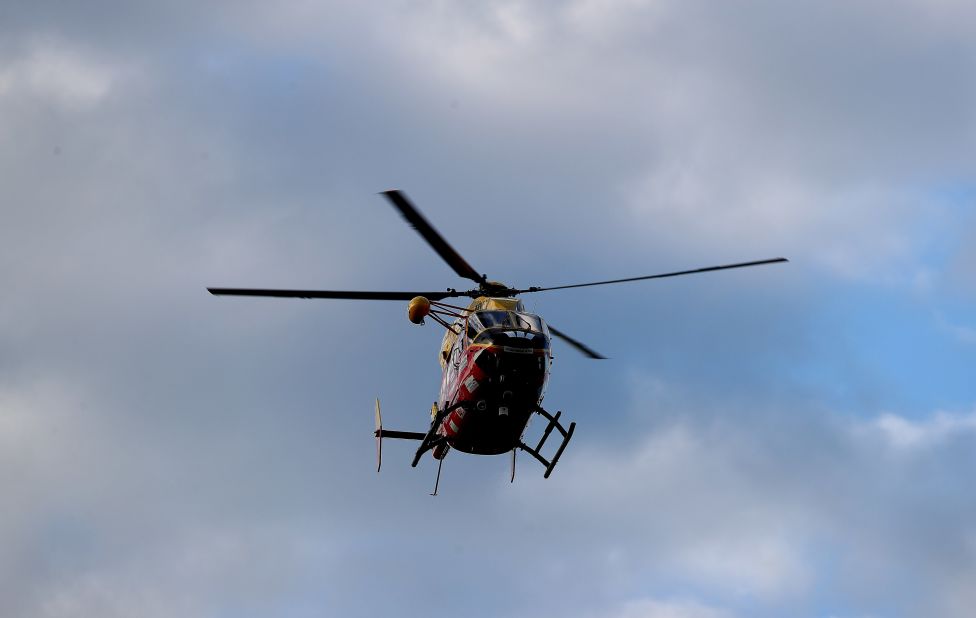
[209,190,786,494]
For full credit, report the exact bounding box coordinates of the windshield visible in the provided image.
[467,311,550,350]
[470,311,547,334]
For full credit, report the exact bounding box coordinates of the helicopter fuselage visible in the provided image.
[432,298,551,457]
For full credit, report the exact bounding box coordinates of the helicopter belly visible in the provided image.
[440,347,548,455]
[445,405,533,454]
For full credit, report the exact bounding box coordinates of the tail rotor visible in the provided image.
[375,398,383,472]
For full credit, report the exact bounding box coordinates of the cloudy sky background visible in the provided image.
[2,1,975,616]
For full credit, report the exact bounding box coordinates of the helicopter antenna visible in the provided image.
[431,457,445,496]
[510,449,517,483]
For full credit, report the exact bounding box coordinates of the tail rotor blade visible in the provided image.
[375,398,383,473]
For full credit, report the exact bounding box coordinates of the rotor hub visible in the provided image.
[480,280,516,297]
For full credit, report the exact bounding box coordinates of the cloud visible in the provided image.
[598,597,734,618]
[1,2,974,618]
[933,307,976,345]
[521,422,816,602]
[871,408,976,449]
[491,385,976,617]
[0,40,120,108]
[234,0,973,284]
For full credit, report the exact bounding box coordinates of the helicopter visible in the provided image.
[208,190,787,494]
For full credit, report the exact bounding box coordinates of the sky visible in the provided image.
[2,1,975,617]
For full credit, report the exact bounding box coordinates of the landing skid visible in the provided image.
[517,406,576,479]
[374,399,576,493]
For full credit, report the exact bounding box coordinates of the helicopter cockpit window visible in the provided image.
[472,311,546,332]
[469,311,550,350]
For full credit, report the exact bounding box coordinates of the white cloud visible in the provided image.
[0,41,119,109]
[538,423,816,602]
[149,0,974,288]
[870,409,976,449]
[599,597,734,618]
[934,311,976,345]
[674,534,809,600]
[500,388,976,617]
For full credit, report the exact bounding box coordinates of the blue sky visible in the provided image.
[2,2,975,617]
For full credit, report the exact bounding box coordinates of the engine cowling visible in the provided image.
[407,296,431,324]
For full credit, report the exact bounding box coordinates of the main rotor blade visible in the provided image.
[518,258,788,294]
[207,288,461,301]
[381,190,484,284]
[548,325,606,360]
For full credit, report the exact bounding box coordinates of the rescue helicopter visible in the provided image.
[208,190,786,494]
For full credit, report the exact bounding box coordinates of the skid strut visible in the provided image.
[410,401,467,467]
[518,406,576,479]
